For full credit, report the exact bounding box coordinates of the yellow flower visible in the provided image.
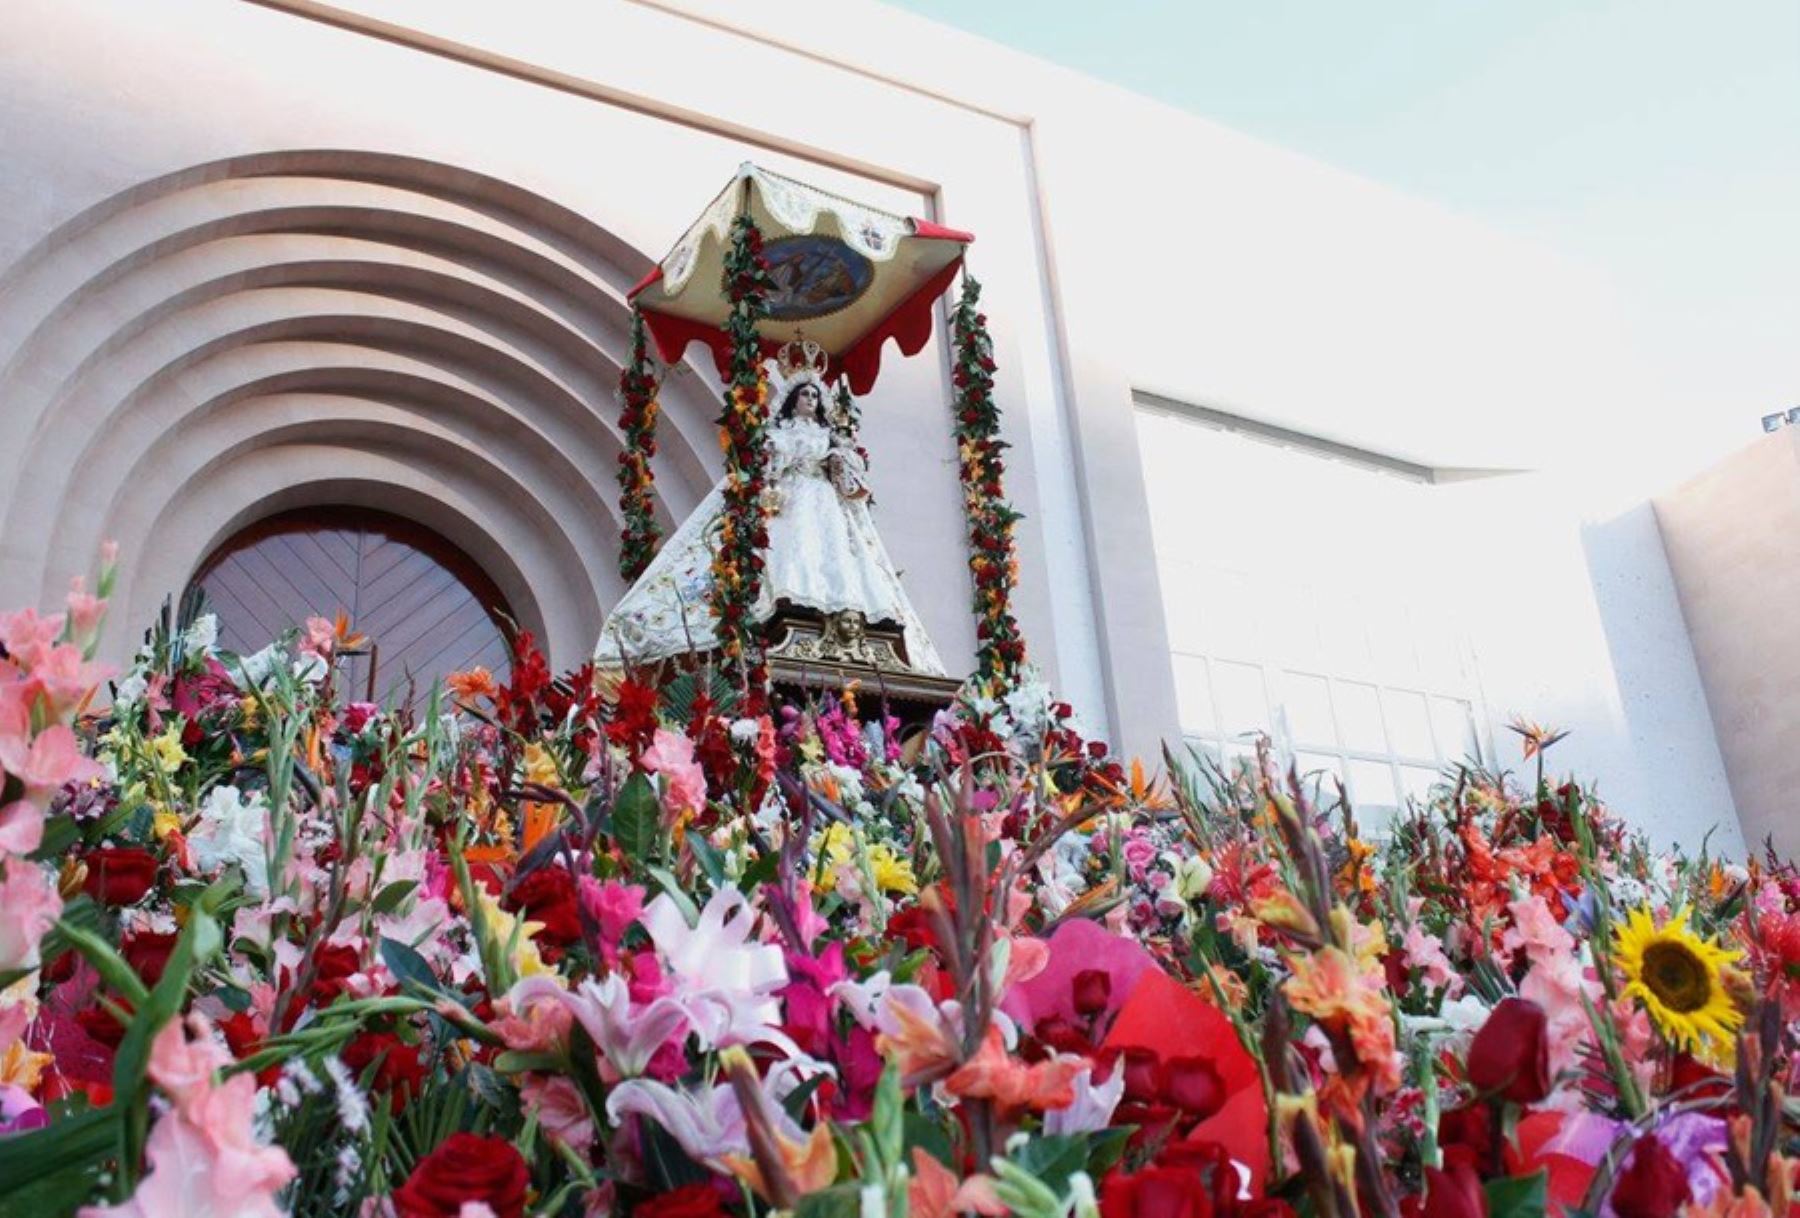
[476,890,557,984]
[151,805,181,841]
[150,726,188,774]
[1613,906,1744,1052]
[870,847,919,897]
[523,744,561,790]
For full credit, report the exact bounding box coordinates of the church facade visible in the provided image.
[0,0,1743,850]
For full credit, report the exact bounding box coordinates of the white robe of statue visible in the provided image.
[595,374,946,675]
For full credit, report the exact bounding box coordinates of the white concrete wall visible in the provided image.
[0,0,1740,847]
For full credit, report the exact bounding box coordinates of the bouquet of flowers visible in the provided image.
[1,550,1796,1218]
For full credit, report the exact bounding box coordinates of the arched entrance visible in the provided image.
[190,507,515,705]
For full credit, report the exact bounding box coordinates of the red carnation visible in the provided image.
[1610,1135,1691,1218]
[1467,997,1550,1104]
[392,1132,529,1218]
[343,1030,429,1112]
[82,847,158,905]
[507,866,581,947]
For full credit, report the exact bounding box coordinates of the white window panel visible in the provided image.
[1278,671,1337,750]
[1213,660,1271,738]
[1135,399,1492,827]
[1171,652,1217,735]
[1335,681,1387,754]
[1383,688,1436,760]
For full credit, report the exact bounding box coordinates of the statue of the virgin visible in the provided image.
[595,344,945,675]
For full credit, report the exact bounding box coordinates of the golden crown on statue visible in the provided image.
[775,336,829,381]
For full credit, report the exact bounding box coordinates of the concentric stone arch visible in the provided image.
[0,149,726,669]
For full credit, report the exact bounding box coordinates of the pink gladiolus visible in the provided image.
[0,855,62,971]
[641,728,707,820]
[520,1074,596,1152]
[65,578,105,645]
[80,1016,294,1218]
[0,800,45,855]
[0,608,65,670]
[0,722,105,801]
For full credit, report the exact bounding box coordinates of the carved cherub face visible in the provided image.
[835,611,866,644]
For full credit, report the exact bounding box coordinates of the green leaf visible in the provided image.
[1486,1171,1548,1218]
[371,878,419,915]
[611,773,659,863]
[641,1119,713,1192]
[794,1183,864,1218]
[26,814,79,863]
[686,831,726,889]
[1008,1133,1091,1198]
[0,1108,115,1207]
[781,1071,828,1123]
[736,850,778,895]
[645,866,700,928]
[380,936,447,999]
[1085,1125,1135,1177]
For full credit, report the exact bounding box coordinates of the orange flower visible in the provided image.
[909,1149,1006,1218]
[722,1121,838,1204]
[875,993,962,1083]
[944,1026,1083,1114]
[1284,945,1401,1093]
[446,666,499,704]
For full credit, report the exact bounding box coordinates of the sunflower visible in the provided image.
[1613,906,1744,1051]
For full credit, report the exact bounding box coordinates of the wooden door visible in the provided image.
[191,507,514,705]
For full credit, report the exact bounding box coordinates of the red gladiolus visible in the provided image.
[392,1132,529,1218]
[81,847,158,905]
[1467,997,1550,1104]
[1609,1135,1691,1218]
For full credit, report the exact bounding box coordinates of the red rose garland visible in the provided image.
[949,275,1026,686]
[709,212,775,706]
[616,307,662,583]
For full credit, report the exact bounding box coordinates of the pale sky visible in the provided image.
[889,0,1799,478]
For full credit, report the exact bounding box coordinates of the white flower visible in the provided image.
[729,717,761,744]
[112,671,148,712]
[183,613,219,653]
[292,653,328,684]
[1045,1063,1126,1135]
[239,644,283,686]
[188,785,272,898]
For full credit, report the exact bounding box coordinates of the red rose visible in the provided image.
[1610,1135,1691,1218]
[1403,1148,1489,1218]
[506,866,581,947]
[1158,1055,1226,1120]
[82,847,158,905]
[122,930,178,986]
[343,1030,429,1112]
[392,1132,529,1218]
[1099,1162,1216,1218]
[1437,1103,1495,1162]
[635,1183,732,1218]
[1072,969,1112,1017]
[1467,997,1550,1104]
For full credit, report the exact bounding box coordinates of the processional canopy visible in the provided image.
[629,163,973,396]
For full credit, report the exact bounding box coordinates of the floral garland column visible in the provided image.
[709,212,775,704]
[949,276,1026,687]
[615,308,662,583]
